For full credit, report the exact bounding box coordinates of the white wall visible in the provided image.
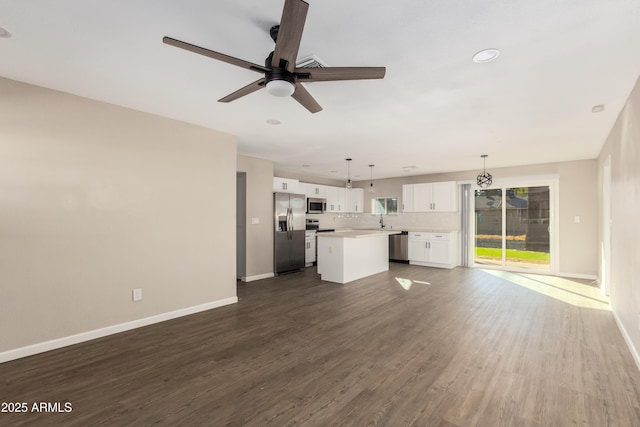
[598,75,640,366]
[0,78,237,359]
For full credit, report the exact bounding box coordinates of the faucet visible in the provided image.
[380,213,385,229]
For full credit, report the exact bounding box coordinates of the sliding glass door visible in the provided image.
[474,185,551,272]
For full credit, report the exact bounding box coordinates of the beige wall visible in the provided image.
[237,155,274,280]
[0,78,237,355]
[598,75,640,364]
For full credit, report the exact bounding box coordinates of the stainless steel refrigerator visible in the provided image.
[274,192,306,275]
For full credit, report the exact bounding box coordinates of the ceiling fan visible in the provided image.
[162,0,385,113]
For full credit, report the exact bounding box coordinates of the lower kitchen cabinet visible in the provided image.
[408,231,458,269]
[305,231,316,267]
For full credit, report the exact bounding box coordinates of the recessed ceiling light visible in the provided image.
[592,104,605,113]
[0,27,12,38]
[266,119,281,125]
[472,48,500,63]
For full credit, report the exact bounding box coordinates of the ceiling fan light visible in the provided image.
[266,79,295,97]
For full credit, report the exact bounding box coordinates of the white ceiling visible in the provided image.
[2,0,640,181]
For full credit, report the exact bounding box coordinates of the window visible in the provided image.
[474,185,552,272]
[372,197,398,215]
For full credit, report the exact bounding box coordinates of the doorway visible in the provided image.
[236,172,247,279]
[474,184,552,273]
[601,156,612,296]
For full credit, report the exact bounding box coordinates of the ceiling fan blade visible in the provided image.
[291,84,322,113]
[218,78,266,103]
[163,36,270,74]
[295,67,386,82]
[271,0,309,72]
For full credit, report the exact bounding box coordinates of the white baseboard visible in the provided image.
[557,272,598,281]
[612,308,640,371]
[241,272,274,282]
[0,297,238,364]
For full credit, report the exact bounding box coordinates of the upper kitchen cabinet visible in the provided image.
[347,188,364,213]
[325,186,347,212]
[403,181,458,212]
[402,184,414,212]
[301,183,327,198]
[273,177,300,194]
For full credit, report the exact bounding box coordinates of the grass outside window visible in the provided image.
[475,247,550,263]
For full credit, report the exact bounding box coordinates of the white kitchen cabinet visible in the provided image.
[301,183,327,198]
[326,186,347,212]
[336,187,347,212]
[403,181,458,212]
[431,181,458,212]
[347,188,364,213]
[298,182,309,198]
[402,184,414,212]
[305,231,316,267]
[325,186,337,212]
[273,177,299,193]
[408,231,458,268]
[408,234,429,261]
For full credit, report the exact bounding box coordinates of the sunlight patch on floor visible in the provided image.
[483,270,609,310]
[395,277,431,291]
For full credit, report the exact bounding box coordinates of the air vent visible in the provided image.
[296,54,328,68]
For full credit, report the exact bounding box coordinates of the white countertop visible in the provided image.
[316,229,402,238]
[330,227,459,233]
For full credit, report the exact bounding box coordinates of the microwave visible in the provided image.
[306,197,326,214]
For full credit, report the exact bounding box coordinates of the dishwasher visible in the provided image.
[389,231,409,262]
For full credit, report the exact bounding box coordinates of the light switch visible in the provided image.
[251,217,259,225]
[574,216,581,224]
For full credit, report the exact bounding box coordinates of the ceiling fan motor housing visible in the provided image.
[267,67,295,85]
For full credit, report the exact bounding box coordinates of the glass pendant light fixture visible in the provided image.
[476,154,493,188]
[345,158,352,189]
[368,164,376,193]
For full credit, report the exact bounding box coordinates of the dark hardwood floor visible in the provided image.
[2,264,639,426]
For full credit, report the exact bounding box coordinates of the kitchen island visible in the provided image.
[317,230,401,284]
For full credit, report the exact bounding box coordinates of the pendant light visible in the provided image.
[368,164,376,193]
[476,154,493,188]
[345,158,352,189]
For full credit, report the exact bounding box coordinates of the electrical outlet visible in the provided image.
[132,288,142,302]
[251,217,259,225]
